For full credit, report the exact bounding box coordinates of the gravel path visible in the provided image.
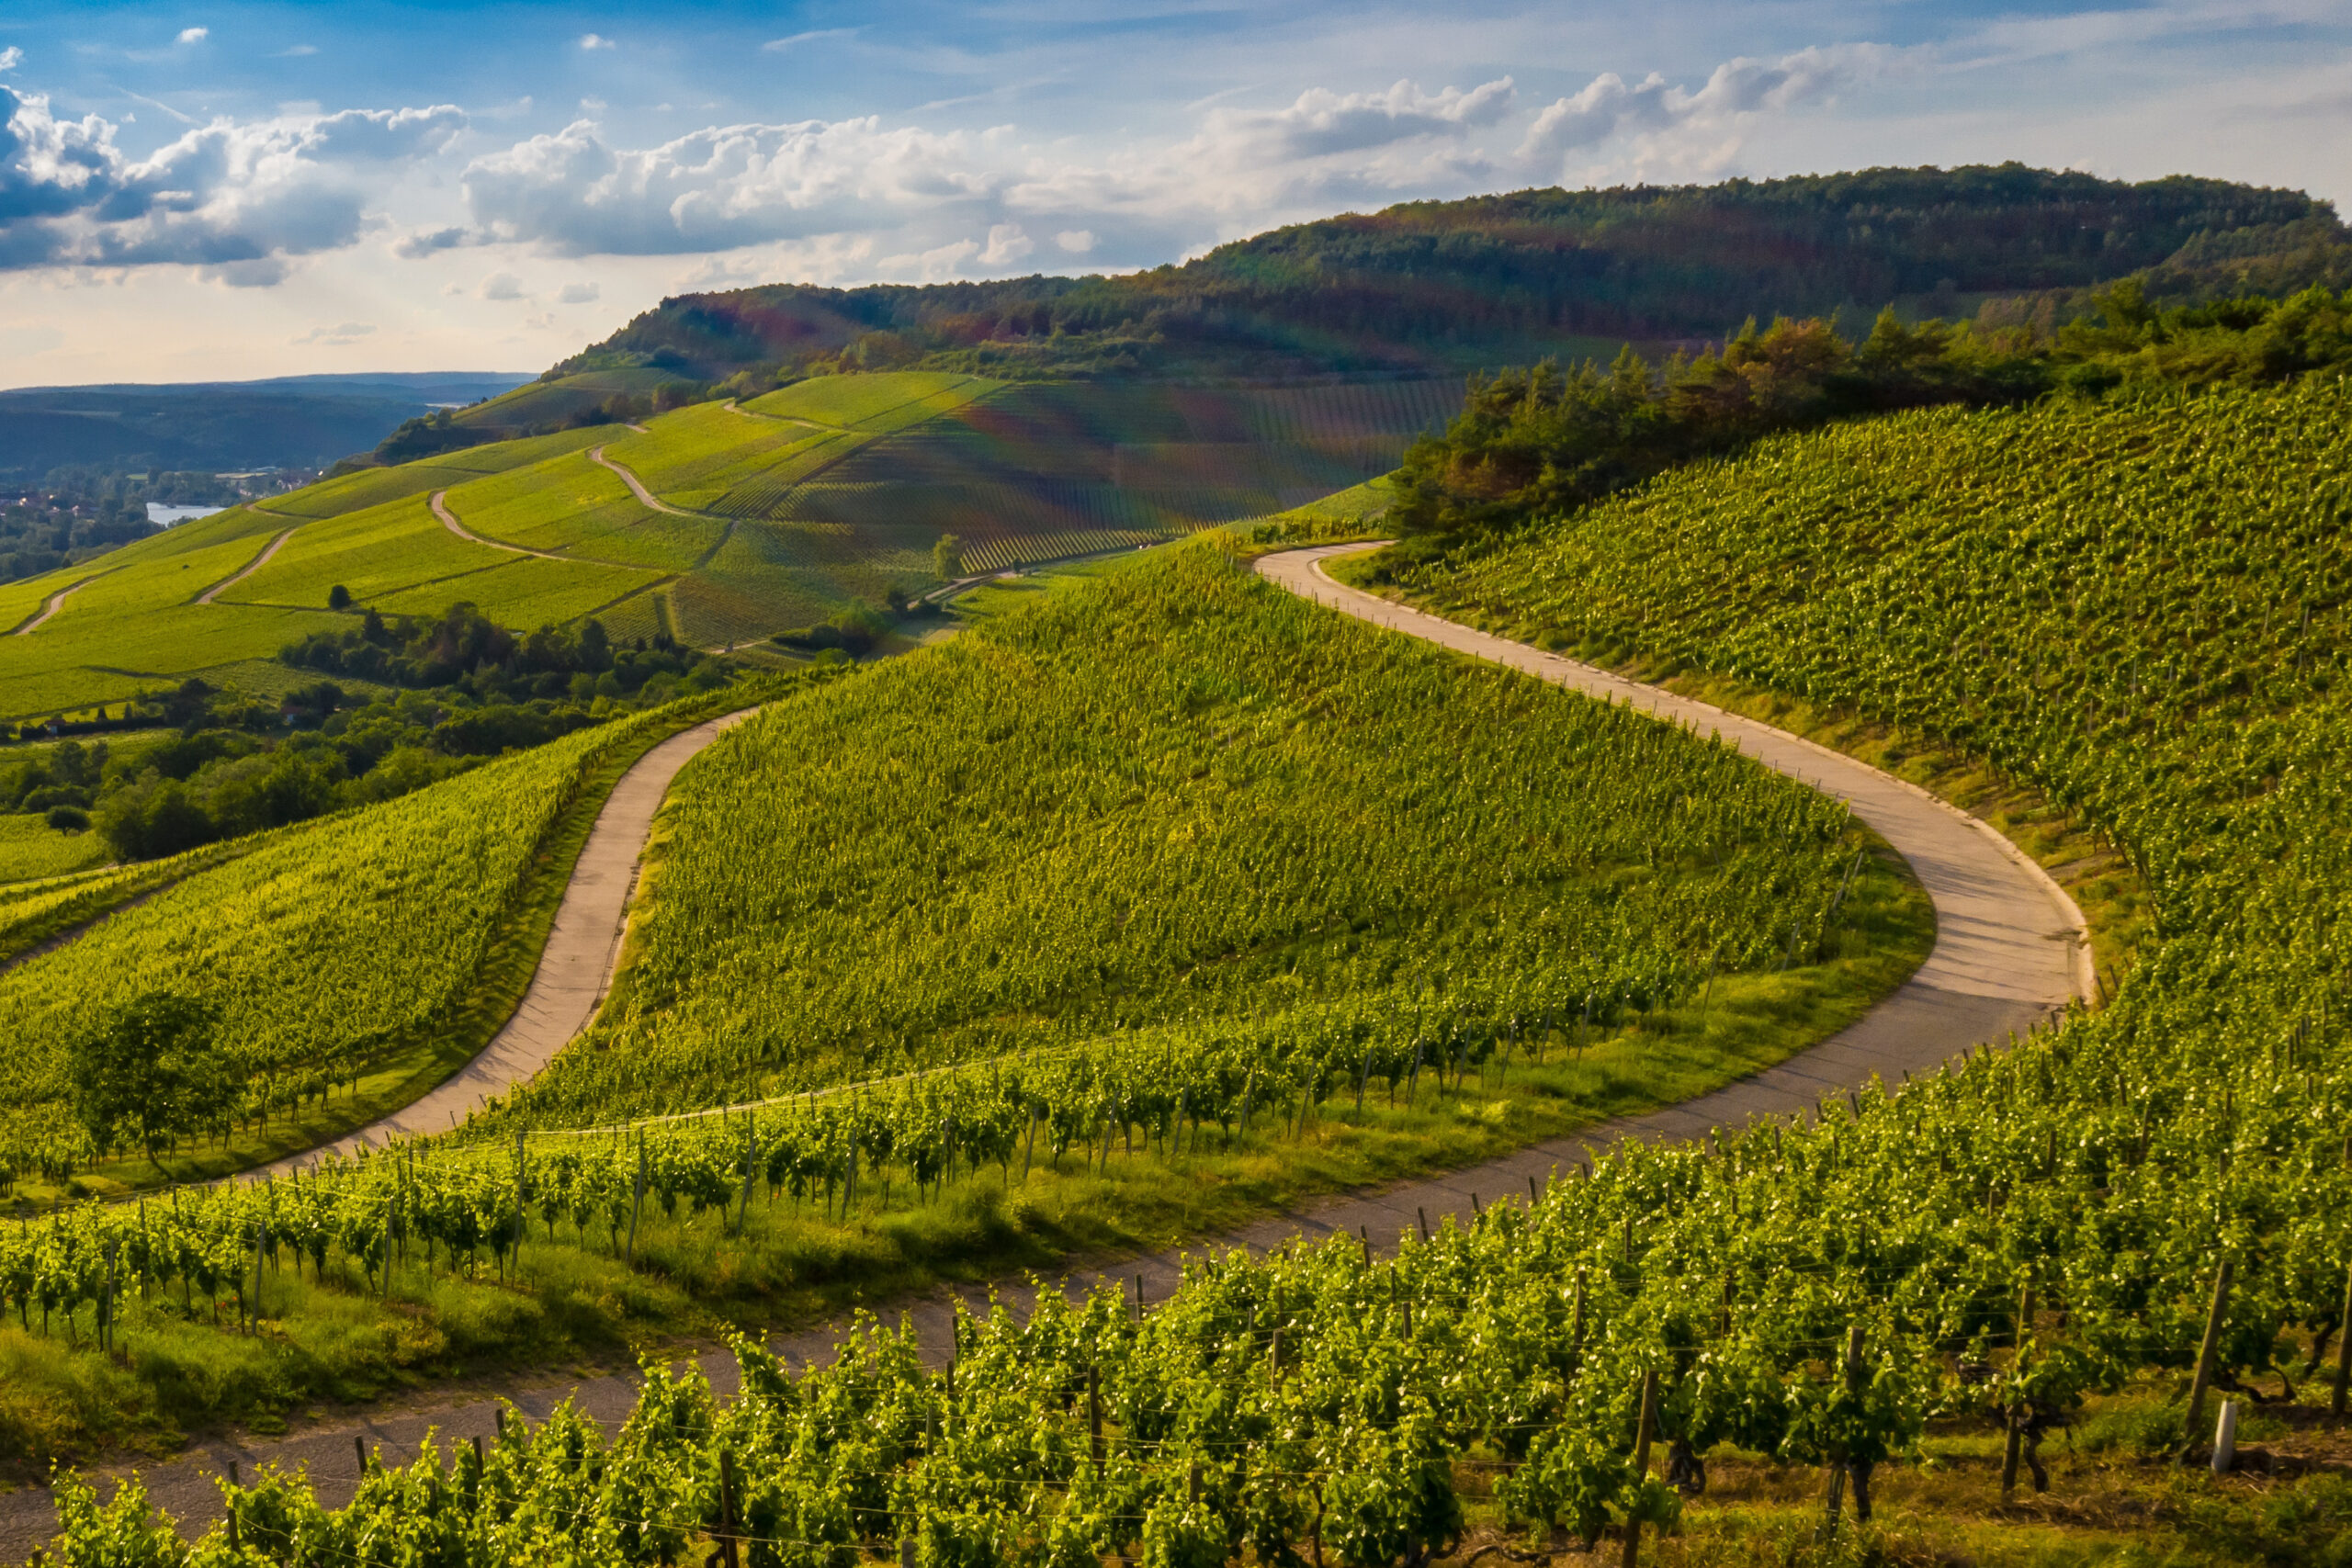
[12,568,117,635]
[590,446,700,518]
[0,546,2089,1557]
[195,527,298,605]
[263,709,756,1171]
[429,489,577,563]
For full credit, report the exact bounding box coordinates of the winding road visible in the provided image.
[195,527,298,605]
[590,445,702,517]
[269,708,759,1171]
[13,568,117,635]
[0,546,2090,1558]
[429,489,574,563]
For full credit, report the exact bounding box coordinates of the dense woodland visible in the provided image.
[0,607,732,863]
[553,165,2346,387]
[1381,280,2352,546]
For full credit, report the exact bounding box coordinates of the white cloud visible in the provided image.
[581,97,607,112]
[479,271,526,300]
[177,28,209,46]
[978,222,1031,266]
[578,33,616,51]
[1520,46,1894,173]
[290,321,372,344]
[0,85,465,276]
[1055,229,1094,253]
[273,44,318,59]
[0,49,21,73]
[444,115,1001,256]
[763,28,856,52]
[556,279,599,303]
[1201,77,1515,164]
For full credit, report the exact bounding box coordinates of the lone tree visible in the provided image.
[328,584,353,610]
[69,992,224,1165]
[933,533,965,581]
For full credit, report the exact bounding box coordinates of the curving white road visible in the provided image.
[269,709,758,1172]
[196,527,298,606]
[590,446,701,517]
[0,546,2095,1556]
[13,568,117,635]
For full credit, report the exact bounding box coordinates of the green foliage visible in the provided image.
[0,706,712,1159]
[1386,288,2352,544]
[566,165,2341,381]
[516,538,1857,1122]
[67,993,227,1162]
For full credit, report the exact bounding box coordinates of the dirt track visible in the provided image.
[268,709,757,1170]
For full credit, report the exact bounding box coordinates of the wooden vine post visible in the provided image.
[2184,1258,2234,1455]
[1621,1367,1658,1568]
[2000,1283,2035,1500]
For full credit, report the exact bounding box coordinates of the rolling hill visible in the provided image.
[0,372,532,479]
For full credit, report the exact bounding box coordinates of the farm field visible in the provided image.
[0,699,741,1186]
[512,537,1904,1122]
[219,492,504,605]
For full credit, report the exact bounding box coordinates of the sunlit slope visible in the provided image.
[0,709,691,1150]
[509,536,1877,1122]
[763,378,1457,572]
[217,488,659,627]
[0,507,342,718]
[0,371,1445,715]
[259,427,610,522]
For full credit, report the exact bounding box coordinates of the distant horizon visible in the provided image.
[0,0,2343,388]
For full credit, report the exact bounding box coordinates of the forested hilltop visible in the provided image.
[550,164,2344,389]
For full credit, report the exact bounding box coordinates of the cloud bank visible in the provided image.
[0,43,1893,291]
[0,89,462,281]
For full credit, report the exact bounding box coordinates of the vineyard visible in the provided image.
[508,538,1875,1124]
[0,371,1451,714]
[26,375,2352,1562]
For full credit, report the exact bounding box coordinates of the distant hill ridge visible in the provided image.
[549,163,2346,389]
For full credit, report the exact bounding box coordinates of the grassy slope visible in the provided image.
[0,695,773,1200]
[510,537,1919,1123]
[0,373,1433,719]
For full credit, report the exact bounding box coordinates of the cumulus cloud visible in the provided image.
[479,271,526,299]
[1201,77,1515,164]
[0,49,21,73]
[556,279,599,303]
[439,115,1000,256]
[427,74,1524,275]
[978,222,1031,266]
[291,321,373,344]
[177,28,209,45]
[0,84,466,276]
[578,33,616,51]
[1520,46,1892,168]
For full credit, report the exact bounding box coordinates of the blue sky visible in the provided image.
[0,0,2346,384]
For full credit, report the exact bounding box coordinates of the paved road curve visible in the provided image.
[0,547,2090,1557]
